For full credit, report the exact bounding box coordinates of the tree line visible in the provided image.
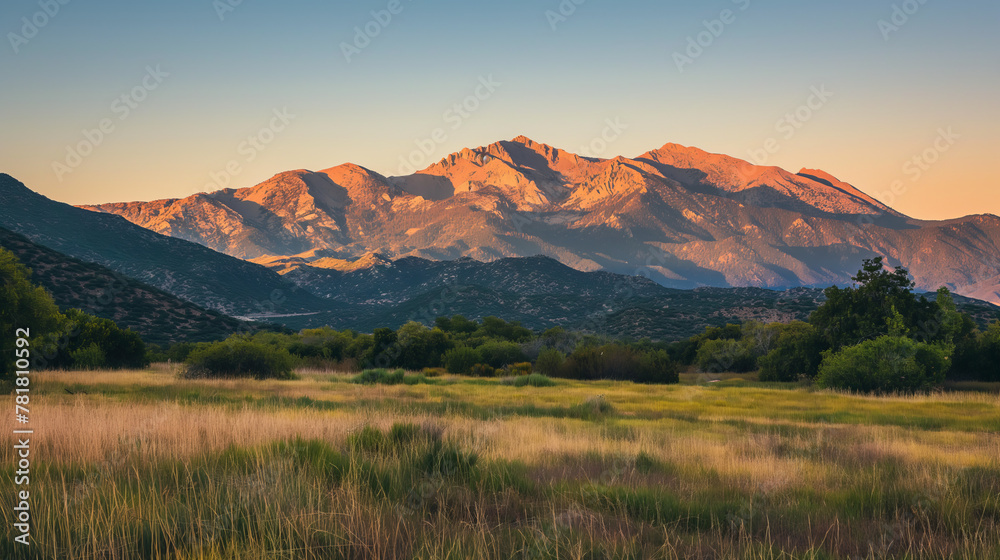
[5,244,1000,394]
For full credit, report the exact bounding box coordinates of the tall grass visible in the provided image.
[1,368,998,559]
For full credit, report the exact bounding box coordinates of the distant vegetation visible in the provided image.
[672,257,998,393]
[7,244,1000,394]
[0,247,148,388]
[155,315,680,384]
[0,227,245,346]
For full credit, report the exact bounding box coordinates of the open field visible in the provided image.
[2,366,1000,559]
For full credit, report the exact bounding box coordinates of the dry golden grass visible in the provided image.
[1,368,998,559]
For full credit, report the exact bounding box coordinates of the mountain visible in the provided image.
[2,168,996,341]
[0,227,246,345]
[77,137,1000,304]
[0,174,336,316]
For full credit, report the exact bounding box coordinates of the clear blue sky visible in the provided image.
[1,0,997,219]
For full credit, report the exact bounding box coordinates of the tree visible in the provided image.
[535,347,565,376]
[696,339,752,373]
[0,248,65,389]
[59,309,147,370]
[951,321,1000,382]
[757,322,826,382]
[559,344,678,383]
[443,346,481,374]
[365,327,398,368]
[810,257,937,350]
[395,322,452,370]
[477,340,527,368]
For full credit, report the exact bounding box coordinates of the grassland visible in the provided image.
[2,366,999,559]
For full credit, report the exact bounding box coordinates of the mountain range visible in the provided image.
[1,170,997,342]
[0,174,328,317]
[77,136,1000,304]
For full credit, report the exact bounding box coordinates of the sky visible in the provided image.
[1,0,998,220]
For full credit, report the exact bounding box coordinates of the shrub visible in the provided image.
[421,367,446,377]
[696,339,755,373]
[51,309,149,371]
[69,343,106,370]
[470,363,497,377]
[351,368,405,385]
[570,395,615,419]
[635,349,679,384]
[418,440,478,478]
[560,344,678,383]
[185,338,295,379]
[388,423,423,446]
[477,341,527,368]
[350,368,433,385]
[443,346,481,374]
[535,347,565,376]
[758,322,826,382]
[347,426,387,452]
[509,362,533,376]
[500,373,556,387]
[816,335,949,394]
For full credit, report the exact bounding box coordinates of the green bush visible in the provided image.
[63,309,148,370]
[571,395,615,419]
[350,368,434,385]
[477,341,527,368]
[535,347,565,376]
[185,337,295,379]
[758,322,826,382]
[69,343,105,370]
[351,368,405,385]
[443,346,481,374]
[500,373,556,387]
[816,335,949,394]
[560,344,678,384]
